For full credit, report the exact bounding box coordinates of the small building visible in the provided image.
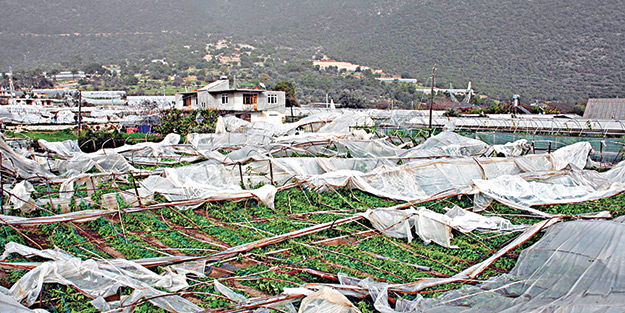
[376,77,418,84]
[313,60,370,72]
[175,78,286,123]
[53,71,86,80]
[81,91,127,106]
[584,98,625,120]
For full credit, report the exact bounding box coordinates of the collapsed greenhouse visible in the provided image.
[1,109,625,312]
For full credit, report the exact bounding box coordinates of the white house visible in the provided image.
[175,78,286,123]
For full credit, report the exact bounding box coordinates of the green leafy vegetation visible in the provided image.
[155,108,219,137]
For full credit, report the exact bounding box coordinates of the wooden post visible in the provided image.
[428,64,436,131]
[547,141,551,154]
[130,172,142,207]
[0,152,3,214]
[269,160,274,186]
[600,141,605,165]
[238,162,244,188]
[77,90,82,137]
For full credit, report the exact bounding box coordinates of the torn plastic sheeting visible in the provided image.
[337,138,405,158]
[365,207,419,242]
[101,189,155,210]
[0,137,56,179]
[214,280,297,313]
[37,139,81,159]
[140,163,278,209]
[8,180,37,212]
[214,280,249,303]
[364,206,520,248]
[364,207,457,248]
[474,161,625,213]
[166,260,207,278]
[110,133,182,158]
[188,132,272,152]
[334,131,489,160]
[444,206,525,233]
[58,173,112,200]
[317,111,374,134]
[0,290,49,313]
[491,139,529,157]
[301,218,559,311]
[0,189,279,227]
[43,134,181,173]
[298,287,361,313]
[337,274,419,313]
[414,219,625,312]
[402,131,490,158]
[58,153,135,177]
[0,209,114,225]
[1,242,202,313]
[218,112,341,137]
[305,142,593,206]
[91,287,202,313]
[269,158,397,181]
[391,217,560,293]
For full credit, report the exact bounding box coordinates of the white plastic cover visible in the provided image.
[415,219,625,312]
[298,287,361,313]
[214,279,297,313]
[474,160,625,213]
[365,207,521,248]
[9,181,36,212]
[403,131,489,158]
[0,290,48,313]
[140,163,278,209]
[0,137,55,179]
[0,242,202,313]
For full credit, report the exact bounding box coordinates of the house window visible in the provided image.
[267,94,278,104]
[221,94,229,104]
[243,93,258,105]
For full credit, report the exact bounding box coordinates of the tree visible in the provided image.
[84,63,105,75]
[274,81,298,107]
[338,90,365,108]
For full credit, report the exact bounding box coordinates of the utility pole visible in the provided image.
[77,90,82,137]
[428,64,436,129]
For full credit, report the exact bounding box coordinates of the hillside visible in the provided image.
[1,0,624,102]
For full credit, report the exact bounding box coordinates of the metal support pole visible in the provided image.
[269,160,274,186]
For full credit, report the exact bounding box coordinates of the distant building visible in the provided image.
[0,88,78,106]
[175,78,286,123]
[313,60,370,72]
[583,98,625,120]
[53,71,86,80]
[376,77,418,84]
[81,91,127,105]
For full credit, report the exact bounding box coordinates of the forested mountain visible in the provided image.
[1,0,624,102]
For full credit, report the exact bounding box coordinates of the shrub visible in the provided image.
[154,109,219,137]
[78,129,125,153]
